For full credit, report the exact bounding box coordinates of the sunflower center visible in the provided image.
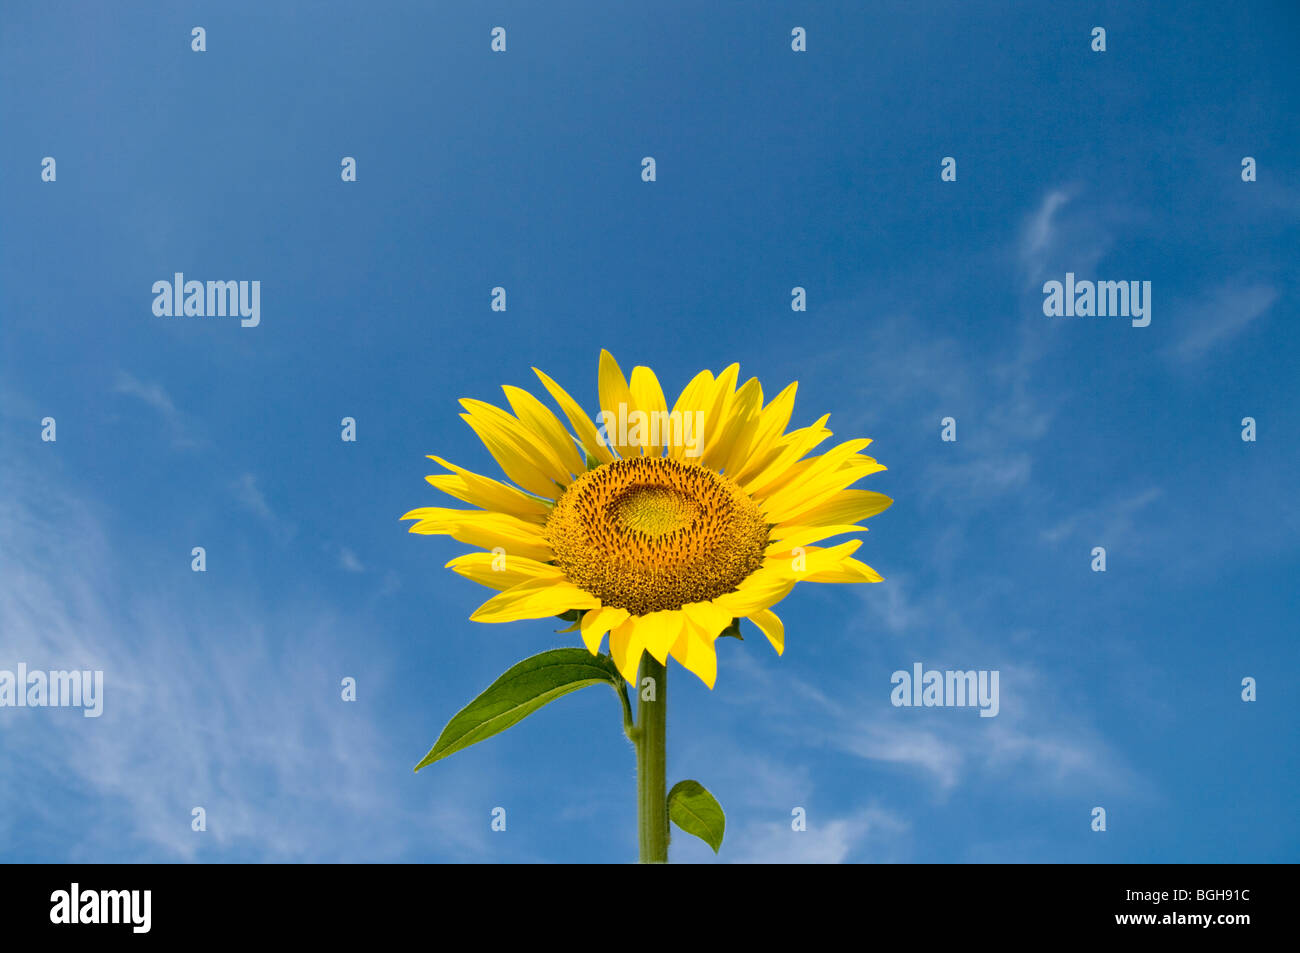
[545,457,769,616]
[610,485,699,536]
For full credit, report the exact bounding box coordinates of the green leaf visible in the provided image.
[415,648,622,771]
[554,608,583,632]
[717,618,744,640]
[668,780,726,853]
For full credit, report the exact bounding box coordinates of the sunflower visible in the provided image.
[401,350,891,689]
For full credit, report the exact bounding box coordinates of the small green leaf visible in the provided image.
[554,608,583,632]
[415,648,622,771]
[668,780,725,853]
[717,618,744,640]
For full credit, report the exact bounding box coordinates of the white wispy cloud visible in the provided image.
[231,472,296,543]
[113,371,178,417]
[112,371,202,449]
[726,807,909,864]
[656,736,912,864]
[1166,280,1278,364]
[337,547,365,573]
[1019,188,1074,279]
[1016,185,1117,291]
[0,464,487,862]
[720,638,1131,804]
[1040,486,1164,550]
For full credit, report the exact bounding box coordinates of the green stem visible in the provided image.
[635,653,669,863]
[618,679,635,742]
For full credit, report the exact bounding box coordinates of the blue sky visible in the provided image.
[1,0,1297,863]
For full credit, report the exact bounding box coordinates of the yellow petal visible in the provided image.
[461,400,572,490]
[458,412,563,499]
[670,370,715,415]
[444,551,564,592]
[597,350,639,458]
[668,369,715,461]
[608,617,646,685]
[634,609,686,664]
[747,608,785,655]
[629,366,669,457]
[403,507,554,563]
[761,458,886,525]
[682,600,734,637]
[758,439,880,522]
[738,413,834,496]
[705,377,763,473]
[802,557,884,584]
[766,539,864,578]
[579,605,629,655]
[423,455,551,522]
[774,489,893,530]
[730,381,799,482]
[502,384,586,477]
[532,367,617,465]
[669,617,718,689]
[697,364,743,464]
[767,524,866,554]
[470,577,598,624]
[713,569,797,617]
[757,437,872,500]
[401,506,549,535]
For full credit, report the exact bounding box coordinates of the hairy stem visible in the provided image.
[635,654,669,863]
